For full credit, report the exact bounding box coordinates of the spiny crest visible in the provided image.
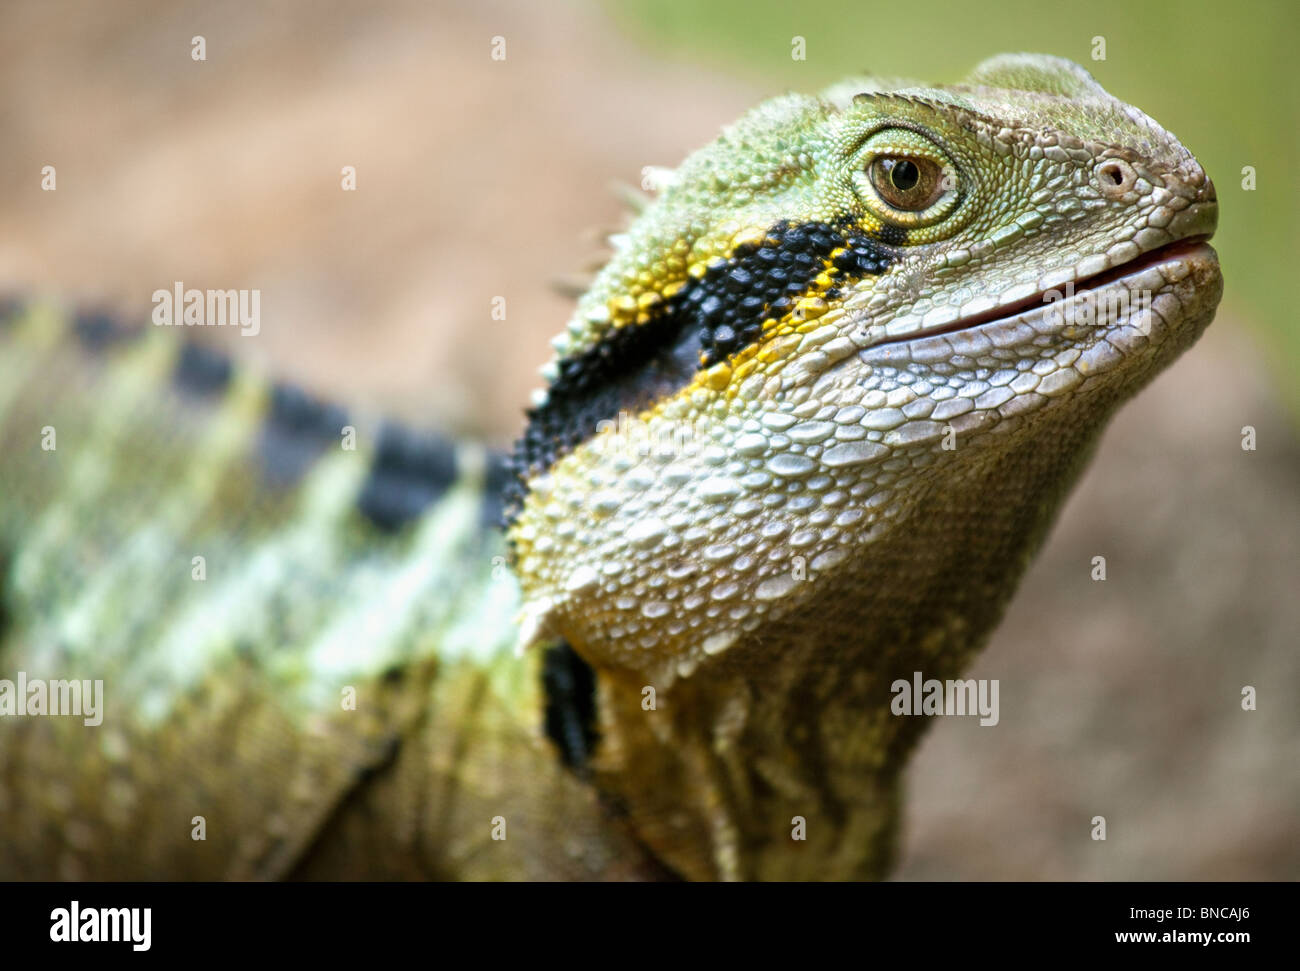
[537,93,830,381]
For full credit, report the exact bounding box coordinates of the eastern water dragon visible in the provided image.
[0,54,1222,880]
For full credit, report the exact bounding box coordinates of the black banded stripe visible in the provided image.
[0,294,22,328]
[72,308,136,351]
[356,422,459,532]
[173,341,233,396]
[479,450,513,530]
[541,639,599,773]
[258,383,349,488]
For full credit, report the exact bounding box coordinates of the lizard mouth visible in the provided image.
[864,235,1218,352]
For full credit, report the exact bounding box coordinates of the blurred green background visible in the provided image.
[608,0,1300,419]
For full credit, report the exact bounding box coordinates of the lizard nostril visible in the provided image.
[1095,159,1136,198]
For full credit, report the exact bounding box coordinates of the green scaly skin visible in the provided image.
[0,54,1220,880]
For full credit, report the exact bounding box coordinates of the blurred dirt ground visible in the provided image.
[0,0,1295,879]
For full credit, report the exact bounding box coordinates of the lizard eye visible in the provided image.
[852,127,962,232]
[869,156,944,211]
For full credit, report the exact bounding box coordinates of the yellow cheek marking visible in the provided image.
[703,364,732,391]
[604,228,771,329]
[728,251,854,368]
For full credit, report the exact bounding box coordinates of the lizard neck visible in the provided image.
[589,398,1113,880]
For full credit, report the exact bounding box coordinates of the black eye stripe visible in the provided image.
[691,219,893,364]
[503,218,895,525]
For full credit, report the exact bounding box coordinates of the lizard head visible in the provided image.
[505,53,1221,685]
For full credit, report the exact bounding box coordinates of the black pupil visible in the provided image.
[890,159,920,191]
